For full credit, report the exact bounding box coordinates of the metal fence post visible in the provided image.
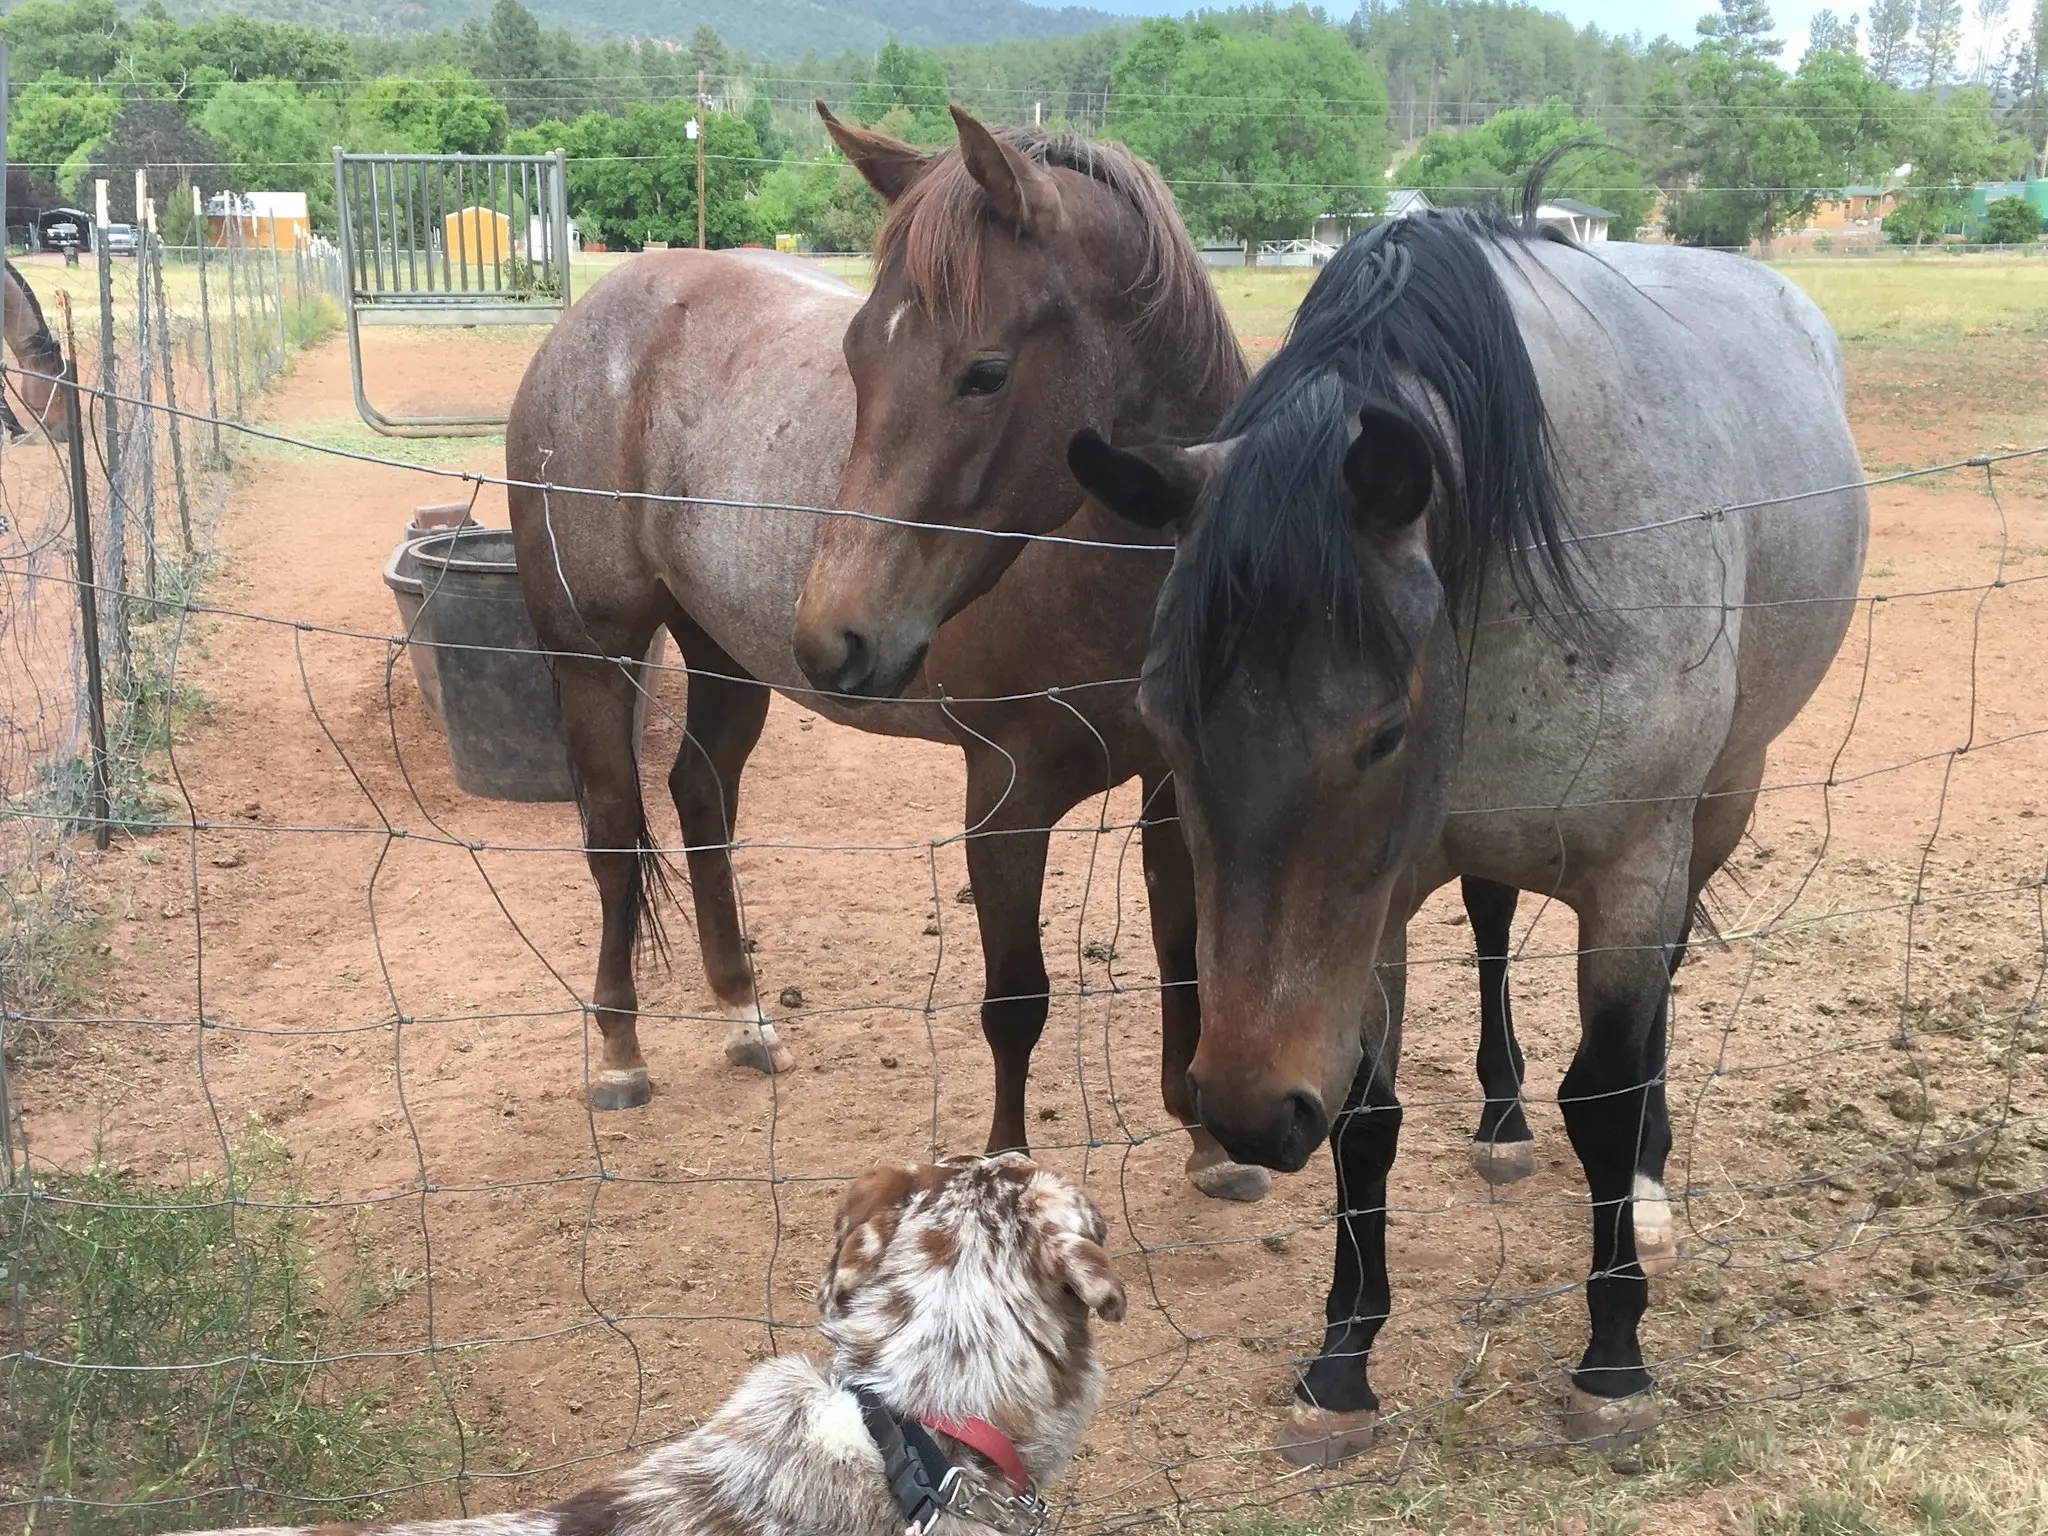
[270,215,287,362]
[150,214,192,556]
[192,185,223,463]
[134,170,157,601]
[224,193,243,421]
[58,324,112,852]
[93,178,128,671]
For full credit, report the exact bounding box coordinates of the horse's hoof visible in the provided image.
[589,1067,652,1111]
[724,1019,794,1075]
[1472,1139,1538,1185]
[1634,1175,1678,1277]
[1272,1400,1377,1468]
[1562,1387,1659,1451]
[1187,1147,1272,1203]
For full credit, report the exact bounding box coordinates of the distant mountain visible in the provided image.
[151,0,1127,53]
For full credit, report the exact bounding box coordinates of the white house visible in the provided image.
[1314,189,1432,249]
[527,214,581,260]
[1535,197,1612,242]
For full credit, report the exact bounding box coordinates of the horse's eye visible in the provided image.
[1357,720,1407,769]
[957,358,1010,397]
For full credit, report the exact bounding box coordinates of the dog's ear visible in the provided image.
[819,1162,933,1316]
[1043,1193,1126,1322]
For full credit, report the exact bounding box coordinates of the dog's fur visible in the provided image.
[173,1155,1126,1536]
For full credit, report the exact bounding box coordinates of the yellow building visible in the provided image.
[445,205,512,268]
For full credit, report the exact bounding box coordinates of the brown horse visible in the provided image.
[506,245,1278,1199]
[793,105,1551,1184]
[1,260,68,440]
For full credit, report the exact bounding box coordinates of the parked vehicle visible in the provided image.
[102,223,137,256]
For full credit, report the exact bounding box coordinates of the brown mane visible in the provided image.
[873,128,1246,398]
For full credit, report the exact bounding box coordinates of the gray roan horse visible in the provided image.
[1060,215,1869,1459]
[504,107,1557,1206]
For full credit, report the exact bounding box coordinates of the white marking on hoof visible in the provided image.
[1473,1139,1538,1185]
[1633,1173,1677,1277]
[1562,1385,1659,1450]
[1271,1399,1377,1468]
[721,1002,794,1075]
[1186,1155,1271,1203]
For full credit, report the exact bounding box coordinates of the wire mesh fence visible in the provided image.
[0,231,2044,1536]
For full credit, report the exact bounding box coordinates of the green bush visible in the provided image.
[1980,195,2044,245]
[2,1124,439,1533]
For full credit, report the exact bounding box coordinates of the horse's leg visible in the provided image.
[1631,751,1768,1276]
[665,614,788,1074]
[1142,772,1269,1203]
[963,749,1063,1155]
[557,647,665,1110]
[1558,853,1692,1449]
[1274,923,1406,1469]
[1464,875,1536,1185]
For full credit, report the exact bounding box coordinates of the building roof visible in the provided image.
[1540,197,1614,221]
[1386,188,1434,216]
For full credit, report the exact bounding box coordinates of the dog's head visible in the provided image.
[819,1153,1126,1487]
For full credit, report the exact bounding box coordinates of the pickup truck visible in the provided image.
[102,223,138,256]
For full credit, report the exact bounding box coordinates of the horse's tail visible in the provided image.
[1515,143,1600,243]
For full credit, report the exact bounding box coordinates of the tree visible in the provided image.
[1869,0,1918,81]
[87,98,226,223]
[1108,19,1389,252]
[1972,0,2014,81]
[1399,100,1654,238]
[687,25,729,84]
[8,74,119,182]
[0,0,127,83]
[1981,193,2044,239]
[487,0,549,129]
[1789,44,1906,184]
[1915,0,1966,86]
[200,80,338,222]
[356,69,511,156]
[1803,8,1862,57]
[850,40,953,144]
[517,103,767,249]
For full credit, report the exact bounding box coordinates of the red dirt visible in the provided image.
[11,321,2047,1525]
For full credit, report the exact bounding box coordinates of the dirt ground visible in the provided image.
[9,290,2048,1533]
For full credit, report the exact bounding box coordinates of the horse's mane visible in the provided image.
[873,128,1243,397]
[1152,208,1583,727]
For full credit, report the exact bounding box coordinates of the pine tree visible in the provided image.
[1915,0,1965,86]
[1868,0,1918,80]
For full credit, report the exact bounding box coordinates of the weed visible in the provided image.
[1754,1494,1884,1535]
[0,1121,439,1532]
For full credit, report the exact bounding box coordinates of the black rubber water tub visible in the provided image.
[407,527,659,802]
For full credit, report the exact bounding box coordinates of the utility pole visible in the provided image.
[697,69,708,251]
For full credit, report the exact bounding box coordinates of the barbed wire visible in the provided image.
[2,246,2044,1534]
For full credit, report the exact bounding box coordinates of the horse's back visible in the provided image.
[1510,240,1866,756]
[507,249,863,691]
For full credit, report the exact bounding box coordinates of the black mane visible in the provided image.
[1152,207,1582,726]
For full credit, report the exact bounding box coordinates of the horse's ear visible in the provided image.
[816,100,932,204]
[1343,403,1435,556]
[1067,429,1212,530]
[950,105,1062,238]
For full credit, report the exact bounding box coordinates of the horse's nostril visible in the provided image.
[837,629,871,691]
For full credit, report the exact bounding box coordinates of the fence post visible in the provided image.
[93,178,128,672]
[58,300,113,853]
[270,215,287,362]
[134,169,157,601]
[192,185,223,463]
[224,193,243,421]
[150,210,192,556]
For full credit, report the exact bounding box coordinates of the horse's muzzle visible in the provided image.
[1189,1072,1329,1173]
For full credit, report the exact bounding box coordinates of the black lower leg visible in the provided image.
[1559,1010,1659,1400]
[1465,877,1532,1147]
[1296,1064,1402,1415]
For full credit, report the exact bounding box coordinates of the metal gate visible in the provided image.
[334,150,573,436]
